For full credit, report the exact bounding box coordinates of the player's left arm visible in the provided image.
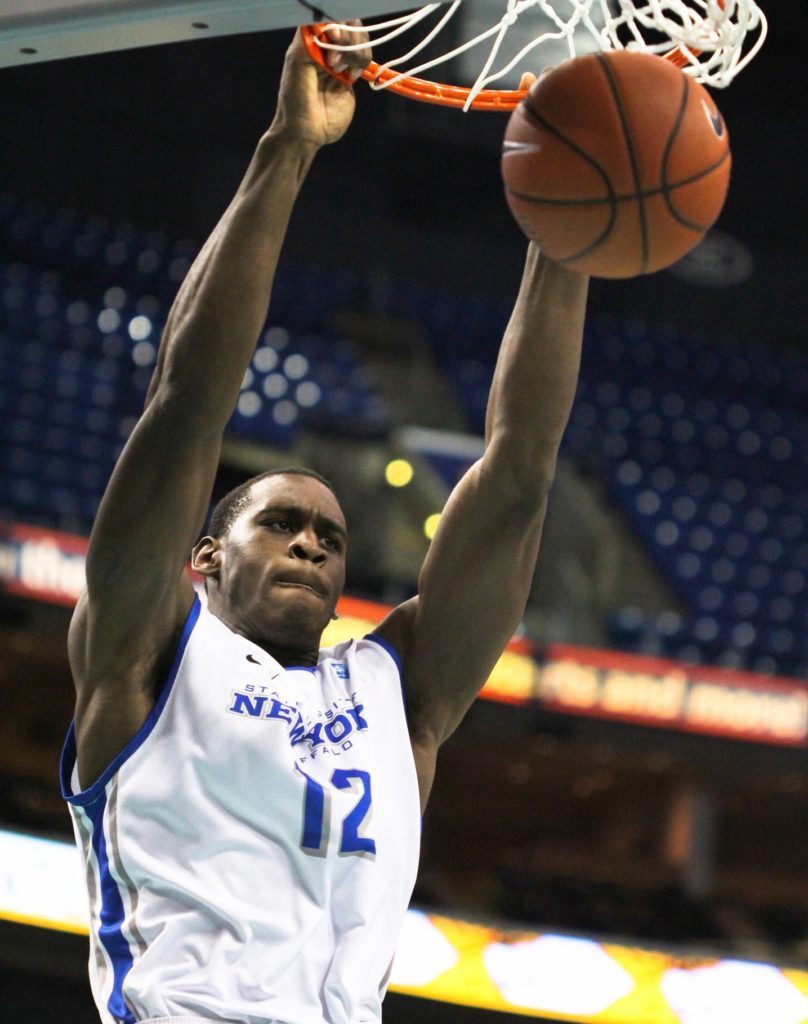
[375,244,587,795]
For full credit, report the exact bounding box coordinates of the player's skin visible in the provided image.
[67,31,588,812]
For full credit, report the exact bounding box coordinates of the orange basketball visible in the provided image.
[501,51,732,278]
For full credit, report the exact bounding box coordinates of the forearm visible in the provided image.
[146,128,317,422]
[484,243,588,487]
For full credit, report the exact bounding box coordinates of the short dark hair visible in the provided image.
[207,467,338,539]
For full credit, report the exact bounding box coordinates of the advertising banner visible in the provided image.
[2,522,806,747]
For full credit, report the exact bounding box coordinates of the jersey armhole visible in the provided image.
[60,593,202,806]
[363,632,405,706]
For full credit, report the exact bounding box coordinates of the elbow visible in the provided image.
[483,435,559,506]
[137,377,223,442]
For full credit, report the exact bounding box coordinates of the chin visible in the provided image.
[262,599,328,647]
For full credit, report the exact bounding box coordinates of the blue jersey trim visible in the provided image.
[364,632,404,689]
[85,792,137,1024]
[60,594,202,807]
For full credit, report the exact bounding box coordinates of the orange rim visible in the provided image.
[301,23,528,110]
[664,0,725,68]
[301,23,703,111]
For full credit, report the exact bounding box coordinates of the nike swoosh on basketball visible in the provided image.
[703,99,724,136]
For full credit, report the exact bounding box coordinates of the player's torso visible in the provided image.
[62,595,421,1024]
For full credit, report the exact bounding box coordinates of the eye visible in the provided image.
[321,534,340,551]
[268,518,292,532]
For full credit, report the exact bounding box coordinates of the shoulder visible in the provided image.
[320,635,403,684]
[371,596,418,666]
[69,580,200,697]
[359,633,404,678]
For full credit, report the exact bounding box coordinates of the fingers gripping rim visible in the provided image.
[301,23,357,87]
[301,23,528,111]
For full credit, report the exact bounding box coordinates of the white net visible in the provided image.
[315,0,767,110]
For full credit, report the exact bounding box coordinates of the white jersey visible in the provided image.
[60,594,421,1024]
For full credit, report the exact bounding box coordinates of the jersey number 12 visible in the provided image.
[297,766,376,856]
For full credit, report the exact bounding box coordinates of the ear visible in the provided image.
[192,535,222,583]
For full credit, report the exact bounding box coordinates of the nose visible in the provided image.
[289,532,326,564]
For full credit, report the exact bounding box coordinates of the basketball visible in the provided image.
[501,51,732,278]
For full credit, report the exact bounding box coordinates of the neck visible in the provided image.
[265,642,319,668]
[207,594,322,668]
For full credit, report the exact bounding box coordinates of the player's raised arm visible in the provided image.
[68,29,363,788]
[375,244,588,802]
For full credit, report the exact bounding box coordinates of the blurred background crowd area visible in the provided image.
[2,185,808,971]
[1,1,807,992]
[2,190,806,672]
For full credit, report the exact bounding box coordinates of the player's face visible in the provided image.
[217,474,348,652]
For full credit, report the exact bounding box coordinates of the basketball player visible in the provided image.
[60,24,588,1024]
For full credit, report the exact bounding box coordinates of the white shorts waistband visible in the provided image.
[141,1018,245,1023]
[141,1018,223,1023]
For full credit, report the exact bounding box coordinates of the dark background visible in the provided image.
[0,6,806,1022]
[0,1,804,349]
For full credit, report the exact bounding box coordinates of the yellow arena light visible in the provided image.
[424,514,441,540]
[385,459,414,488]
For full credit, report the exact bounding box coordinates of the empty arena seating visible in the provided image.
[1,193,806,677]
[571,319,807,678]
[338,275,807,678]
[430,303,808,678]
[0,195,389,534]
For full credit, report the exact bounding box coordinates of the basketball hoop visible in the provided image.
[302,0,767,112]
